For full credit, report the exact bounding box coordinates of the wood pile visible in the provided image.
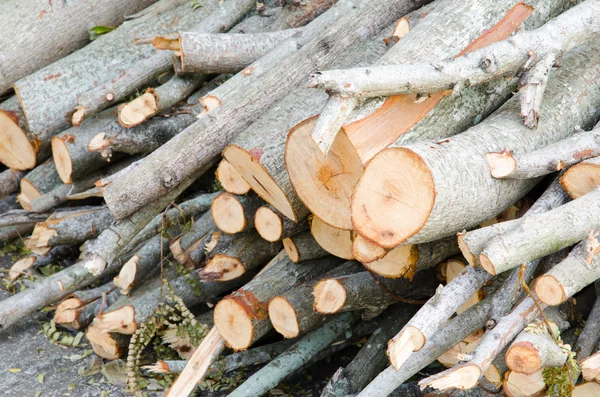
[2,0,600,396]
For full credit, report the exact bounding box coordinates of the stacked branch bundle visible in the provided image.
[3,0,600,396]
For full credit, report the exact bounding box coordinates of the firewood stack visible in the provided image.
[2,0,600,395]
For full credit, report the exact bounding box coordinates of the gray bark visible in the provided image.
[0,195,20,215]
[11,0,223,166]
[353,43,600,248]
[0,168,24,198]
[169,211,218,266]
[0,0,157,95]
[283,231,329,263]
[99,0,433,220]
[576,283,600,361]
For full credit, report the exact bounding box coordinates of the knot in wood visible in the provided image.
[479,57,492,71]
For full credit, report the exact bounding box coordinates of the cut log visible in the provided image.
[54,283,118,330]
[86,324,130,360]
[286,0,563,230]
[313,268,436,314]
[310,215,354,260]
[482,354,508,391]
[211,192,263,234]
[199,229,282,281]
[27,207,114,251]
[480,188,600,275]
[437,329,484,369]
[216,159,251,195]
[99,0,434,221]
[0,0,156,96]
[254,205,308,242]
[268,261,362,339]
[561,156,600,199]
[169,211,218,267]
[8,244,79,282]
[502,369,546,397]
[574,382,600,397]
[352,234,387,264]
[363,236,458,279]
[228,312,355,397]
[505,327,568,375]
[353,42,600,248]
[487,125,600,179]
[283,231,329,263]
[113,234,163,295]
[214,251,343,350]
[534,233,600,306]
[0,96,32,170]
[0,168,25,199]
[10,0,224,168]
[17,160,62,211]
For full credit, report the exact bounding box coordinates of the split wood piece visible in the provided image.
[363,235,458,279]
[214,251,344,350]
[480,188,600,275]
[211,192,263,234]
[0,0,156,96]
[357,298,493,397]
[437,329,484,369]
[534,233,600,306]
[0,168,25,199]
[321,304,419,397]
[53,76,229,184]
[86,324,130,361]
[352,234,387,264]
[0,164,206,330]
[29,157,138,213]
[387,265,490,370]
[216,159,251,195]
[228,312,355,397]
[310,215,354,260]
[11,1,225,168]
[117,74,204,128]
[487,125,600,179]
[17,160,62,211]
[440,259,484,314]
[27,207,114,251]
[574,382,600,397]
[173,29,302,74]
[313,268,436,314]
[8,244,79,282]
[199,229,282,281]
[0,96,33,170]
[561,156,600,199]
[459,175,569,266]
[417,303,567,391]
[99,0,432,221]
[283,231,329,263]
[505,327,568,375]
[169,211,218,267]
[254,205,308,242]
[286,0,561,230]
[54,283,118,331]
[0,195,20,216]
[113,234,163,295]
[268,260,362,339]
[502,369,546,397]
[353,43,600,249]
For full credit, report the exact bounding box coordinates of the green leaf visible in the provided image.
[89,26,115,41]
[37,373,44,383]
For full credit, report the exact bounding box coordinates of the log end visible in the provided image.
[54,297,83,329]
[285,116,363,230]
[581,351,600,382]
[19,178,42,210]
[457,232,477,267]
[0,110,36,170]
[574,382,600,397]
[8,256,36,281]
[421,364,482,391]
[94,305,137,335]
[352,234,387,263]
[29,223,57,250]
[118,91,158,128]
[216,159,251,195]
[113,254,139,295]
[561,161,600,199]
[255,206,283,242]
[502,369,546,397]
[86,324,125,360]
[388,326,425,370]
[212,192,247,234]
[51,136,74,183]
[282,237,301,263]
[362,244,418,279]
[200,255,245,282]
[533,275,566,306]
[310,216,354,260]
[214,298,254,351]
[486,150,516,179]
[505,341,542,375]
[169,237,188,265]
[483,363,504,388]
[313,279,346,314]
[268,296,300,339]
[224,145,297,221]
[479,253,497,276]
[352,148,434,248]
[71,106,86,127]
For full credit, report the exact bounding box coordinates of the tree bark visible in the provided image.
[286,0,567,230]
[561,156,600,199]
[254,205,308,242]
[480,188,600,275]
[487,125,600,179]
[17,160,62,210]
[505,328,568,375]
[99,0,433,220]
[211,192,263,234]
[0,168,25,199]
[310,215,354,260]
[169,211,218,267]
[268,260,362,339]
[10,0,224,169]
[0,195,21,216]
[213,251,343,350]
[283,231,329,263]
[216,159,251,195]
[113,234,163,295]
[353,43,600,248]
